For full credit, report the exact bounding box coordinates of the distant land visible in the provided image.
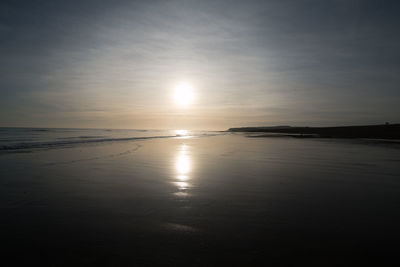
[228,124,400,140]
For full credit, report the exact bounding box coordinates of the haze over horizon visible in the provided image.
[1,0,400,130]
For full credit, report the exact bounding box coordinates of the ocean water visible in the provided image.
[1,129,400,266]
[0,127,220,152]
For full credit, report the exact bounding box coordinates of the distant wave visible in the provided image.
[56,135,106,140]
[31,128,52,132]
[0,135,176,152]
[0,138,33,142]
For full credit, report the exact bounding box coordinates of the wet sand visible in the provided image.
[1,134,400,266]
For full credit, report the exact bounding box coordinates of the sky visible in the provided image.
[0,0,400,130]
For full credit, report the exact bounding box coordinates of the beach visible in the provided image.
[1,130,400,266]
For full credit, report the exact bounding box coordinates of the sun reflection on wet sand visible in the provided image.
[173,144,192,196]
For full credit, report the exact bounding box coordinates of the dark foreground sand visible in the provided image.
[1,134,400,266]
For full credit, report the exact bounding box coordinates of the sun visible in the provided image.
[173,82,194,106]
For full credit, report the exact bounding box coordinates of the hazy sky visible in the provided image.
[1,0,400,130]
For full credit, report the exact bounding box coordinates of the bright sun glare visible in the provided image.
[174,82,194,106]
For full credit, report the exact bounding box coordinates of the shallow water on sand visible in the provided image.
[1,134,400,266]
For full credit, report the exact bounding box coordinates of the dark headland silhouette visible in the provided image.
[228,123,400,140]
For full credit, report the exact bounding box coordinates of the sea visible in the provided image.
[0,127,221,153]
